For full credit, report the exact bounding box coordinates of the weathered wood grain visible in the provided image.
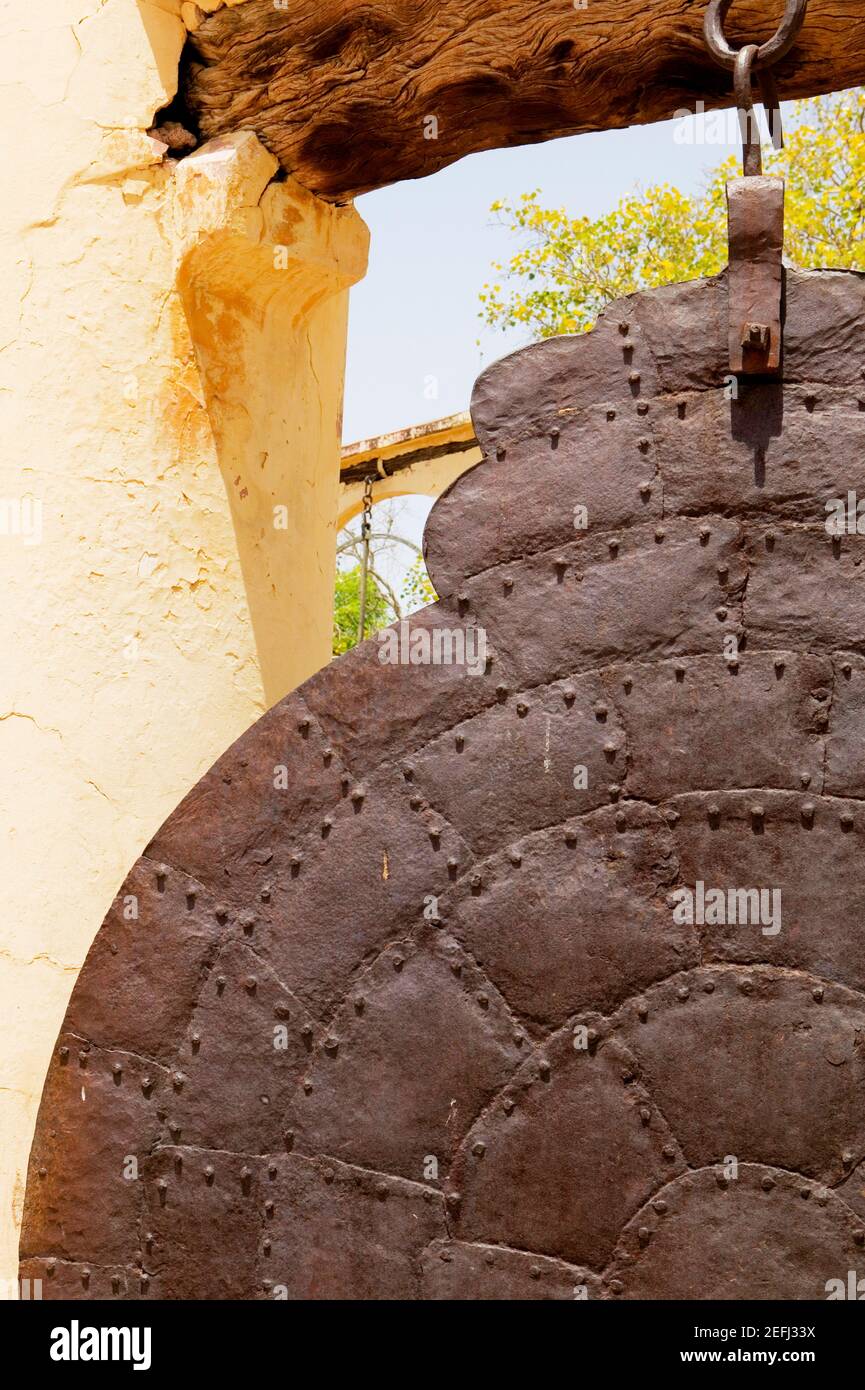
[183,0,865,201]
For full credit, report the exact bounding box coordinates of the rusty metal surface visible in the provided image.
[20,264,865,1300]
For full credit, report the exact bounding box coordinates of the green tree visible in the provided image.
[332,564,393,656]
[479,91,865,342]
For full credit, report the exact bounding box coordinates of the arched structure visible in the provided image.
[21,264,865,1299]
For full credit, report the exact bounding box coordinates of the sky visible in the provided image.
[340,102,795,588]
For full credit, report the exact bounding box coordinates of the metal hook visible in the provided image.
[707,0,808,177]
[734,44,763,176]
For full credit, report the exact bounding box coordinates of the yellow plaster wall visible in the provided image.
[0,0,367,1293]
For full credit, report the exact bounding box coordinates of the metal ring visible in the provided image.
[704,0,809,70]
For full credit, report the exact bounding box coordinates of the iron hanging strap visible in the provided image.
[703,0,810,377]
[356,474,374,644]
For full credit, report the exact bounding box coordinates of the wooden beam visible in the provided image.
[184,1,865,202]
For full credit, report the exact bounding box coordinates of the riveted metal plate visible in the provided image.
[22,267,865,1299]
[605,1166,865,1301]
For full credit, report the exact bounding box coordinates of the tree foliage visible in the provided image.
[479,91,865,342]
[332,564,393,656]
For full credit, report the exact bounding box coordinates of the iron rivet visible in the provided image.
[472,1141,486,1158]
[762,1175,775,1192]
[812,985,824,1002]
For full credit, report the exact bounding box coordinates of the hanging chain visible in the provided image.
[356,474,375,644]
[704,0,809,175]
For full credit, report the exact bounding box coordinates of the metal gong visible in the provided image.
[19,257,865,1300]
